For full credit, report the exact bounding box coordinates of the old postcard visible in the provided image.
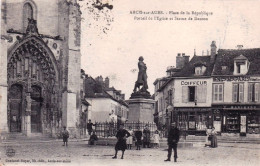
[0,0,259,166]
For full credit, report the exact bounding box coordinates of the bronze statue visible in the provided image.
[133,56,148,92]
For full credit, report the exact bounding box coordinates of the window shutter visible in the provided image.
[197,85,207,103]
[219,84,223,101]
[255,83,259,102]
[248,83,253,102]
[182,86,188,103]
[233,84,238,102]
[239,84,244,102]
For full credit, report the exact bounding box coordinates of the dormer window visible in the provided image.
[234,55,249,75]
[194,62,207,75]
[195,66,203,75]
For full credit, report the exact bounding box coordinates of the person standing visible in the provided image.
[165,122,180,162]
[112,124,130,159]
[87,119,95,135]
[152,130,160,148]
[62,126,69,147]
[134,126,142,150]
[143,125,151,148]
[126,126,134,150]
[210,127,218,148]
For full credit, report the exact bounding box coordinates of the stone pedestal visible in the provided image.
[126,98,155,123]
[25,115,31,137]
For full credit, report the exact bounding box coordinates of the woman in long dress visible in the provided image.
[126,126,134,149]
[210,127,218,148]
[112,124,130,159]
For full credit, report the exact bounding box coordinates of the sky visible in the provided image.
[79,0,260,99]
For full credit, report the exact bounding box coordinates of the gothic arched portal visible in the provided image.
[7,35,60,134]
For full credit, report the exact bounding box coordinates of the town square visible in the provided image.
[0,0,260,166]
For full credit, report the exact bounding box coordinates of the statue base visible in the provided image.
[126,98,155,123]
[130,90,151,99]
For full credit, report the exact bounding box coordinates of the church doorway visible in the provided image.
[9,84,22,132]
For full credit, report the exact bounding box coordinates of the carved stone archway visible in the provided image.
[7,32,60,135]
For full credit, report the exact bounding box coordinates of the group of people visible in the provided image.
[112,123,180,162]
[124,125,160,150]
[61,121,217,162]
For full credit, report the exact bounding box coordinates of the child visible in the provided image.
[153,130,160,148]
[62,126,69,146]
[126,126,134,149]
[134,126,142,150]
[89,131,98,145]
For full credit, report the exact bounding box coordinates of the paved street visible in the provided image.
[0,141,259,166]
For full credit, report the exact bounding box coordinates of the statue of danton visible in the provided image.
[133,56,148,92]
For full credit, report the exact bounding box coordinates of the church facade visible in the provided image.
[0,0,82,138]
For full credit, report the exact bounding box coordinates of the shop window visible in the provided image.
[225,114,240,133]
[188,86,196,102]
[248,83,259,102]
[248,113,260,134]
[188,113,196,130]
[233,83,244,102]
[213,84,223,102]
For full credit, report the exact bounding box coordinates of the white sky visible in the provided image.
[79,0,260,99]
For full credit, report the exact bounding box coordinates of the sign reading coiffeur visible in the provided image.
[181,80,207,86]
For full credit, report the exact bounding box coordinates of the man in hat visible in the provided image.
[87,119,95,135]
[165,122,180,162]
[62,126,69,146]
[112,123,130,159]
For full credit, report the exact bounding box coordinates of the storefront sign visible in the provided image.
[213,76,258,82]
[181,80,207,86]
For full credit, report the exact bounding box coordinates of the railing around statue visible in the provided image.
[94,122,158,138]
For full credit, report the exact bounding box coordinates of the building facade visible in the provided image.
[211,48,260,136]
[154,41,260,137]
[0,0,82,137]
[153,53,189,129]
[84,76,129,123]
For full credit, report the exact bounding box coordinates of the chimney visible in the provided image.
[105,77,109,88]
[210,41,217,63]
[176,53,190,69]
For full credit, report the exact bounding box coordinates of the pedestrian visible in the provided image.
[126,126,134,150]
[134,126,142,150]
[152,130,160,148]
[89,131,98,145]
[62,126,69,147]
[87,119,95,135]
[165,122,180,162]
[143,124,151,148]
[210,127,218,148]
[112,124,130,159]
[205,127,211,147]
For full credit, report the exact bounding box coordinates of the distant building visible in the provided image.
[84,75,129,123]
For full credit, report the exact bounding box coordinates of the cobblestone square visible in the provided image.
[0,141,259,166]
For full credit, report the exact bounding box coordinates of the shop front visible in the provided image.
[173,107,212,136]
[213,105,260,136]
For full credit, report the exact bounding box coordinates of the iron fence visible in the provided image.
[93,121,158,138]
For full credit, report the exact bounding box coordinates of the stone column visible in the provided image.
[0,0,9,136]
[25,93,31,137]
